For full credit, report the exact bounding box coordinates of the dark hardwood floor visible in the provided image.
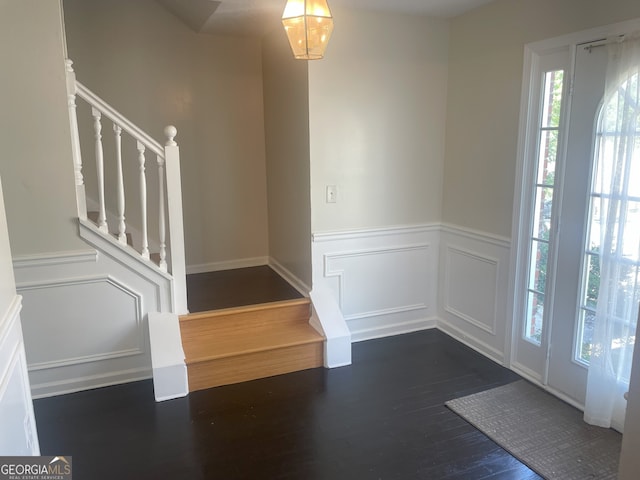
[186,266,303,312]
[34,330,541,479]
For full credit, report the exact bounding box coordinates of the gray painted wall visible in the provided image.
[444,0,640,238]
[63,0,270,270]
[0,0,84,256]
[262,30,313,288]
[308,7,450,233]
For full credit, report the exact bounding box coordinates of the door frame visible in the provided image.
[508,17,640,410]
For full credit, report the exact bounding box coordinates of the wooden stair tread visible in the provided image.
[180,298,310,322]
[183,322,323,364]
[179,298,312,336]
[179,296,323,392]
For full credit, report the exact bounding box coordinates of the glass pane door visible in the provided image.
[512,49,570,384]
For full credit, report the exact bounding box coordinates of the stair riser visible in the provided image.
[187,342,323,391]
[180,303,311,340]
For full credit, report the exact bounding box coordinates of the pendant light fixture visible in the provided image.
[282,0,334,60]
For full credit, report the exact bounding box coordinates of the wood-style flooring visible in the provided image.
[186,266,303,312]
[33,330,541,480]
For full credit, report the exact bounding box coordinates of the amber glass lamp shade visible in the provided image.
[282,0,334,60]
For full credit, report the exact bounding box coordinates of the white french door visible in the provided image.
[546,43,609,403]
[512,38,612,406]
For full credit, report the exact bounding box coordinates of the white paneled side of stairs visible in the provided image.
[12,59,190,399]
[14,248,172,398]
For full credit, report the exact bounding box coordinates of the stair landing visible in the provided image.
[186,265,303,312]
[182,266,323,392]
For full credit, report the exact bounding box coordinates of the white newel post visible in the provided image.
[113,125,127,244]
[163,126,188,315]
[91,107,108,233]
[65,60,87,221]
[137,142,150,260]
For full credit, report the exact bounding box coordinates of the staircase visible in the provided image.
[180,298,324,391]
[65,58,328,399]
[65,58,187,314]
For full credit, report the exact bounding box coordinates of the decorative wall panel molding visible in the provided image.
[438,225,511,366]
[0,295,40,455]
[443,246,499,334]
[312,224,438,342]
[19,275,144,371]
[14,249,168,398]
[324,244,430,319]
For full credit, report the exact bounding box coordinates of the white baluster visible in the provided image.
[65,60,87,220]
[137,141,150,260]
[113,125,127,244]
[157,154,167,272]
[92,107,108,233]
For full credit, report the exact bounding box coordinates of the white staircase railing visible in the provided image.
[65,59,187,315]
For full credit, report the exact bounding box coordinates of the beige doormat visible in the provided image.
[445,380,622,479]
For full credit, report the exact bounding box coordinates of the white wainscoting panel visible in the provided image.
[438,224,511,364]
[19,276,143,370]
[0,296,40,455]
[312,225,439,342]
[15,248,172,398]
[444,246,498,335]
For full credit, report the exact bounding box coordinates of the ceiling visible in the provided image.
[155,0,495,37]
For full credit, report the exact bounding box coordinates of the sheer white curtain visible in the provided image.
[584,34,640,431]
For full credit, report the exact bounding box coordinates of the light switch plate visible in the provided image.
[326,185,337,203]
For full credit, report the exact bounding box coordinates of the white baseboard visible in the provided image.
[186,256,268,275]
[510,361,543,384]
[351,317,437,343]
[436,318,505,365]
[30,367,151,399]
[510,363,585,412]
[268,257,310,296]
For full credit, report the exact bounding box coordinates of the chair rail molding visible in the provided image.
[12,250,98,269]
